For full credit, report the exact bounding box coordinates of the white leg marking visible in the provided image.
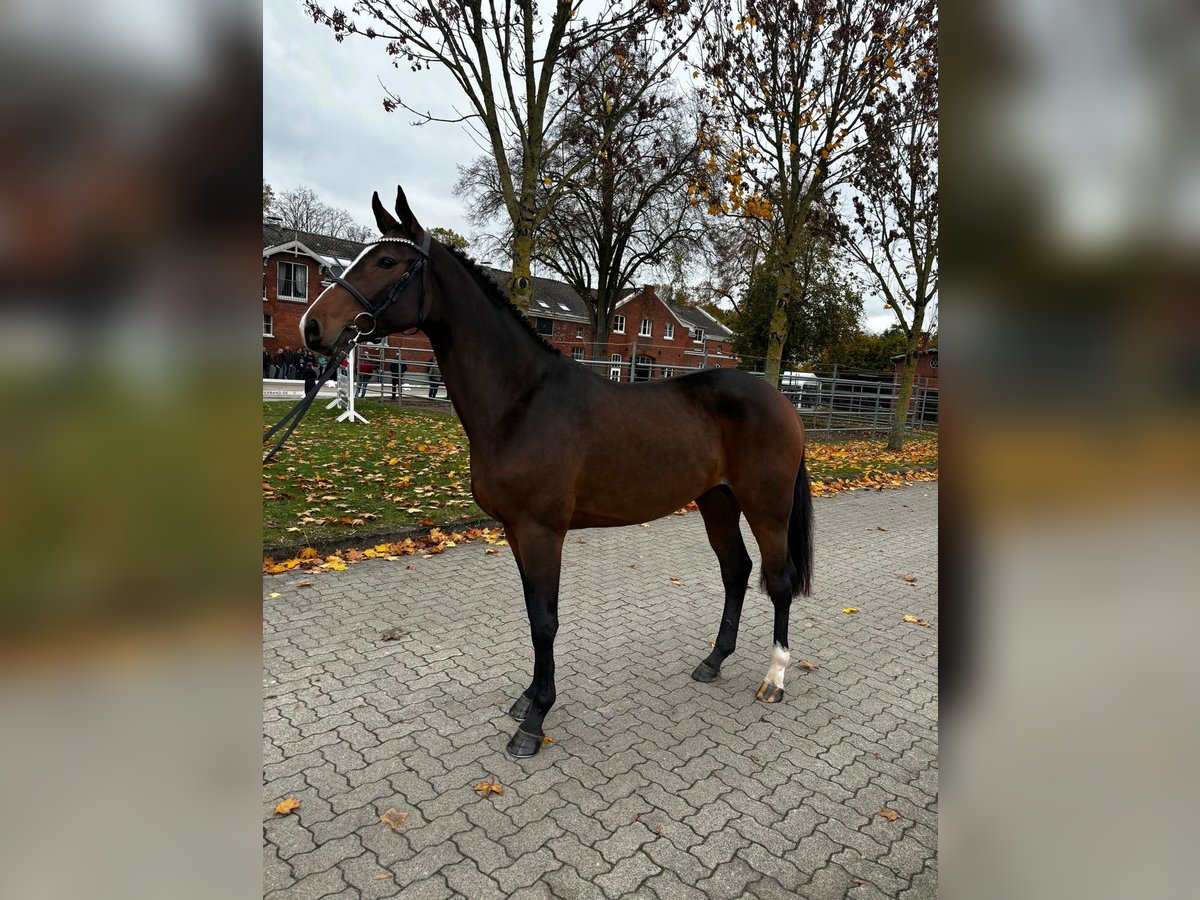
[764,642,790,688]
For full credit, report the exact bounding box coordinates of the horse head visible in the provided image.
[300,186,434,354]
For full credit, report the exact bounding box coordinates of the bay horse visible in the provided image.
[300,187,813,758]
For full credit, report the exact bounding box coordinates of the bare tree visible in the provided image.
[458,38,705,358]
[269,184,376,241]
[844,18,938,450]
[693,0,934,383]
[303,0,702,310]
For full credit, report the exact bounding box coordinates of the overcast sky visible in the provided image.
[263,0,908,334]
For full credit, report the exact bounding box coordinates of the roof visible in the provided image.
[479,265,598,323]
[263,223,368,266]
[890,347,939,361]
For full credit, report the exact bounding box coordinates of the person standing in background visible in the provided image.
[263,347,271,379]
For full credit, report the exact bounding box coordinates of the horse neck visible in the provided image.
[422,256,562,444]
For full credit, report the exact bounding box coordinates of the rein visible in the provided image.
[262,232,432,463]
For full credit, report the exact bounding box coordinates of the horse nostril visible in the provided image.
[304,317,321,348]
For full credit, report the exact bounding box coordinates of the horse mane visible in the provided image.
[442,244,562,357]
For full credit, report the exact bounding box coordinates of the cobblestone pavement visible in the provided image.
[264,483,938,899]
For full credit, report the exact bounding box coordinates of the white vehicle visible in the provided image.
[780,371,820,405]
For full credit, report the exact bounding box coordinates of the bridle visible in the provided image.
[262,231,432,463]
[323,231,432,341]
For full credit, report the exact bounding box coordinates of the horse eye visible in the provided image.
[378,256,397,268]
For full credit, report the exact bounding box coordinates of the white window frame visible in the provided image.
[639,318,652,338]
[571,347,584,361]
[662,366,673,378]
[277,260,308,302]
[575,326,584,340]
[691,326,706,343]
[609,353,622,381]
[664,322,674,340]
[263,312,273,337]
[613,315,626,334]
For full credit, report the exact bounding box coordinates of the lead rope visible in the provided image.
[262,332,357,463]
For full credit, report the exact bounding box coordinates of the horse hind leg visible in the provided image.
[743,510,797,704]
[690,486,753,684]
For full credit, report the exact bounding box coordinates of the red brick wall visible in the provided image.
[893,351,939,387]
[262,253,321,356]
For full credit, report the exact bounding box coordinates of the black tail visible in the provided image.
[788,454,814,597]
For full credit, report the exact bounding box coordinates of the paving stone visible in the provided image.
[594,851,661,899]
[264,484,939,900]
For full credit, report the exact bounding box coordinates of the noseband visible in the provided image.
[324,231,432,339]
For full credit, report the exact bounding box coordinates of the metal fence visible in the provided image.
[264,346,937,434]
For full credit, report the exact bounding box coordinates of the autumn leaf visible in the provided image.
[541,736,555,746]
[379,627,406,641]
[484,548,500,556]
[842,607,859,614]
[374,874,393,881]
[298,547,319,560]
[274,797,301,815]
[268,592,281,599]
[669,577,684,586]
[877,807,901,822]
[639,523,651,528]
[898,573,918,584]
[902,614,932,627]
[379,807,409,831]
[472,778,504,797]
[798,659,818,671]
[296,581,312,588]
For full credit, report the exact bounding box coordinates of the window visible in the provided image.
[639,318,652,338]
[262,273,267,300]
[263,313,273,337]
[277,261,308,301]
[575,326,584,340]
[662,366,673,378]
[535,317,554,335]
[664,322,674,340]
[609,353,622,381]
[571,347,584,361]
[691,326,706,343]
[613,314,626,334]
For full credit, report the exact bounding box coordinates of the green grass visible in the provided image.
[262,402,939,549]
[262,400,482,548]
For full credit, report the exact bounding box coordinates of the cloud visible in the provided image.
[264,0,475,236]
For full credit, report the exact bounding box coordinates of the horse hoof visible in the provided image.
[506,728,542,759]
[691,660,720,683]
[756,681,784,703]
[508,694,533,721]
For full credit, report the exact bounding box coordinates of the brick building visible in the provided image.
[263,222,739,379]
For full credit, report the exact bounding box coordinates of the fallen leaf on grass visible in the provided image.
[877,807,901,822]
[902,614,932,627]
[669,577,684,587]
[798,659,818,671]
[379,808,409,830]
[842,607,859,614]
[473,778,504,797]
[274,797,301,815]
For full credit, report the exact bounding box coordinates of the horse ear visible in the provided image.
[394,185,425,242]
[372,190,400,235]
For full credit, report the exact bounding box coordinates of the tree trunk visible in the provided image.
[764,228,806,384]
[509,225,534,312]
[887,307,926,451]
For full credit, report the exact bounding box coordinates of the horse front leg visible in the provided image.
[505,525,564,759]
